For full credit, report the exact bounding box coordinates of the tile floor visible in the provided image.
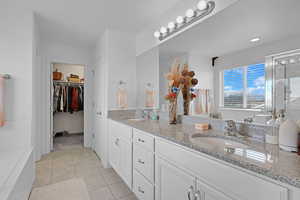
[30,143,137,200]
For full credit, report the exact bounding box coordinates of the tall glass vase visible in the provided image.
[169,98,177,124]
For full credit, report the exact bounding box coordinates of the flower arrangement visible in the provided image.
[181,64,198,115]
[164,59,198,124]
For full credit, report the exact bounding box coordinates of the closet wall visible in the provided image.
[53,64,84,134]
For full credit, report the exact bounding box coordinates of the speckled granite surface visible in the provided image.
[108,113,300,189]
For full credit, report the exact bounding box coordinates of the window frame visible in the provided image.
[219,63,265,111]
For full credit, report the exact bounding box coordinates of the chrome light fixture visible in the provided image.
[197,0,208,11]
[154,0,215,41]
[154,31,161,38]
[168,22,176,30]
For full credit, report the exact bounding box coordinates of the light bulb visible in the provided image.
[281,60,287,65]
[160,26,167,34]
[176,16,184,24]
[289,59,296,64]
[168,22,175,30]
[197,0,208,11]
[154,31,160,38]
[186,9,195,18]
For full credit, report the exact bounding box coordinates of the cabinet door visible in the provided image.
[120,139,132,189]
[109,131,120,172]
[155,157,196,200]
[196,180,233,200]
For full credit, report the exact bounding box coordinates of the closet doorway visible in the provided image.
[51,63,85,151]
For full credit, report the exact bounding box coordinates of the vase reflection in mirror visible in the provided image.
[117,80,128,109]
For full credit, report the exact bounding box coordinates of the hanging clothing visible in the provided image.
[71,87,79,111]
[53,83,84,114]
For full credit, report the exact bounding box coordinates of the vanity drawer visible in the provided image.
[133,144,154,183]
[133,170,154,200]
[110,120,132,141]
[133,129,154,151]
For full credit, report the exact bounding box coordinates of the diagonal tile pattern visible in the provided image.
[30,144,138,200]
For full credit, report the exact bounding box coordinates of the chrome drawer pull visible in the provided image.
[138,159,145,164]
[138,187,145,194]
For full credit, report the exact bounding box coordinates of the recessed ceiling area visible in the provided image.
[159,0,300,58]
[6,0,183,47]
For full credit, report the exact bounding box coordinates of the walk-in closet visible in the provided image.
[52,63,85,151]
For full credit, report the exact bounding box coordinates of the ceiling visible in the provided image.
[160,0,300,58]
[7,0,184,47]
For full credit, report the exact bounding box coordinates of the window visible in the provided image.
[221,63,265,109]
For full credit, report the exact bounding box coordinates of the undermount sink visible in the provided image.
[190,134,249,150]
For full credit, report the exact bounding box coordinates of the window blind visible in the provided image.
[222,63,265,109]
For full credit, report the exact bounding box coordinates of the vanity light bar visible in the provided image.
[154,0,216,41]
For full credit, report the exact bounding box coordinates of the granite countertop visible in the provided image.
[109,116,300,189]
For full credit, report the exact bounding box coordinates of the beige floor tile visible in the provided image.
[83,173,108,192]
[36,159,52,169]
[89,187,115,200]
[75,163,101,178]
[33,174,52,188]
[30,178,90,200]
[100,168,123,185]
[118,194,138,200]
[33,162,52,188]
[108,182,132,199]
[51,166,75,184]
[32,139,133,200]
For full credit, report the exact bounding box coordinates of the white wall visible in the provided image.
[0,6,34,150]
[136,47,159,109]
[214,35,300,121]
[107,30,137,109]
[40,40,94,151]
[93,29,136,168]
[188,53,213,90]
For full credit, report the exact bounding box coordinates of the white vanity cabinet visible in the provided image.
[108,119,300,200]
[108,120,132,189]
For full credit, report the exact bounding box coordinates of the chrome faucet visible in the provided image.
[224,120,237,136]
[224,120,245,137]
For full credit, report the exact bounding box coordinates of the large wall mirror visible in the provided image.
[157,0,300,122]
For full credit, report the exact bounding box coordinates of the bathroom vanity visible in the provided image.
[108,116,300,200]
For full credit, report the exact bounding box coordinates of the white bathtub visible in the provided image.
[0,147,34,200]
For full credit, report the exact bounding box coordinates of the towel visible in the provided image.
[0,77,5,127]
